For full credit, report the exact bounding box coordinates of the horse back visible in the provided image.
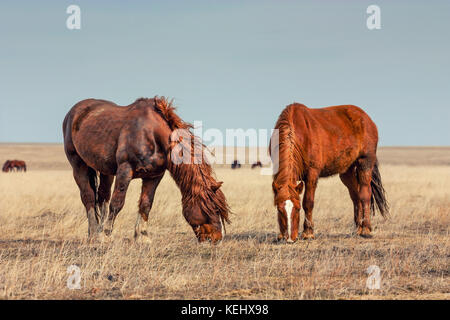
[63,98,172,176]
[290,104,378,176]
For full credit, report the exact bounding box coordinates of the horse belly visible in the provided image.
[319,144,360,177]
[320,160,351,177]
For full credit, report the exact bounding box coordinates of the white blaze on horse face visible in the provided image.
[284,200,294,241]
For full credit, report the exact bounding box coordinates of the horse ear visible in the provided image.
[212,181,223,192]
[295,181,304,194]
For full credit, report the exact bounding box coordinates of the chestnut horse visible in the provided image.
[270,103,388,242]
[2,160,27,172]
[63,97,230,243]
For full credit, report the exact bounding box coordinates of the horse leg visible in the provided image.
[301,170,319,240]
[72,163,99,239]
[98,174,114,228]
[339,165,361,233]
[134,175,164,242]
[103,163,133,236]
[356,157,375,238]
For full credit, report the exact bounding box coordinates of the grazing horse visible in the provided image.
[2,160,26,172]
[63,97,230,243]
[270,103,388,242]
[251,161,262,169]
[231,160,241,169]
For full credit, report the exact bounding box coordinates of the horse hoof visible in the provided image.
[301,233,315,240]
[357,227,372,238]
[356,226,363,236]
[359,231,373,239]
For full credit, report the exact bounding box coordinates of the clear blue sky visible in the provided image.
[0,0,449,145]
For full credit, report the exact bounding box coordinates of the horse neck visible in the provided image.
[164,121,230,223]
[275,141,303,187]
[273,135,302,204]
[274,170,297,204]
[167,161,209,200]
[167,152,230,223]
[275,107,304,179]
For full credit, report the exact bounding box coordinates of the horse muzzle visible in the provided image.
[193,224,223,244]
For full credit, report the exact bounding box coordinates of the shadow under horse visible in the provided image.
[270,103,389,242]
[63,97,230,243]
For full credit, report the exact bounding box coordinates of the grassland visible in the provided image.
[0,144,448,299]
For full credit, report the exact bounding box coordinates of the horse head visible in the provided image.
[182,180,228,244]
[273,180,303,243]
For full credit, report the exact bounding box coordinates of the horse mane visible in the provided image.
[271,103,304,206]
[152,96,231,224]
[149,96,193,131]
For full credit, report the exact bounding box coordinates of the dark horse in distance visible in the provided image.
[270,103,388,242]
[251,161,262,169]
[231,160,241,169]
[63,97,230,243]
[2,160,27,172]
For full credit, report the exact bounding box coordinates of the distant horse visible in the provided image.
[63,97,230,243]
[2,160,26,172]
[251,161,262,169]
[270,103,388,242]
[231,160,241,169]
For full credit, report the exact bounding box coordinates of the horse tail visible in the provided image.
[87,167,100,220]
[370,159,389,218]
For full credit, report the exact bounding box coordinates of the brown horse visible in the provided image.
[251,161,262,169]
[231,160,241,169]
[2,160,27,172]
[270,103,388,242]
[63,96,230,243]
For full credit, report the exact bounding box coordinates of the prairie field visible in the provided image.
[0,144,449,300]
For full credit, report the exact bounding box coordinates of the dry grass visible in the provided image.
[0,145,449,299]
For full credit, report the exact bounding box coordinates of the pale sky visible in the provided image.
[0,0,449,145]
